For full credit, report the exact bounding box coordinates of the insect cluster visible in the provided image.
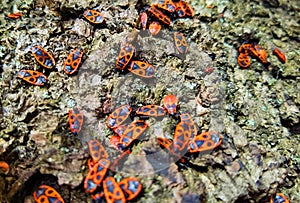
[105,94,223,160]
[237,43,286,68]
[114,0,194,78]
[115,31,189,78]
[64,94,224,202]
[137,0,194,36]
[84,140,142,203]
[17,46,84,86]
[17,7,108,86]
[10,0,290,202]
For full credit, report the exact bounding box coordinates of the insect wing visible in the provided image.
[106,105,132,129]
[129,61,156,78]
[68,108,84,133]
[180,113,197,138]
[113,125,127,136]
[116,43,135,70]
[174,1,184,17]
[163,94,178,115]
[120,120,148,147]
[136,105,166,117]
[83,9,104,24]
[17,70,47,86]
[33,185,64,203]
[173,122,192,154]
[31,45,55,69]
[147,5,171,25]
[119,177,142,201]
[182,1,194,17]
[84,159,110,193]
[156,0,176,12]
[270,193,290,203]
[103,177,126,203]
[174,1,194,18]
[174,32,188,54]
[88,140,108,163]
[110,150,131,171]
[63,48,83,75]
[189,131,222,153]
[272,48,286,64]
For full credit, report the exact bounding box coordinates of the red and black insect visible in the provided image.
[162,94,179,115]
[83,9,104,24]
[253,45,268,64]
[17,70,48,86]
[147,4,171,26]
[173,32,189,54]
[84,159,110,193]
[31,45,55,69]
[237,43,269,68]
[172,121,192,155]
[237,53,251,68]
[106,105,132,129]
[119,177,142,201]
[88,140,108,163]
[136,105,166,117]
[63,48,83,75]
[270,193,289,203]
[116,44,135,70]
[180,113,197,138]
[113,125,127,136]
[128,61,156,78]
[33,185,64,203]
[119,120,148,149]
[103,177,126,203]
[158,121,192,159]
[272,47,286,64]
[136,0,194,37]
[174,0,195,18]
[68,108,84,134]
[189,131,223,153]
